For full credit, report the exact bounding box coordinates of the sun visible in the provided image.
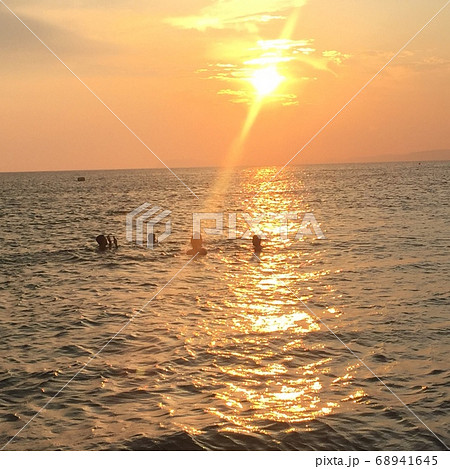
[250,66,285,97]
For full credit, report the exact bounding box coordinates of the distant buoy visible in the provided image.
[77,177,86,181]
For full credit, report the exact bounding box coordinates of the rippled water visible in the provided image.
[0,162,449,450]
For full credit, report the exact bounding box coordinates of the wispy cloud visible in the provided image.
[218,87,300,106]
[166,0,307,32]
[349,48,450,80]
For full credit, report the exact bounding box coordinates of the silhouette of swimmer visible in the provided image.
[107,235,118,249]
[187,233,207,255]
[96,234,118,251]
[252,234,262,253]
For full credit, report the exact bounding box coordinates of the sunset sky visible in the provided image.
[1,0,449,172]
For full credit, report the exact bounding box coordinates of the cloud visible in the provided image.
[322,50,351,65]
[218,88,298,106]
[198,38,350,105]
[166,0,307,32]
[351,48,450,77]
[397,53,450,72]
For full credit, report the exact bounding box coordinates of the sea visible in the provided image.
[0,161,448,450]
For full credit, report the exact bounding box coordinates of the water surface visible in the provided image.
[0,162,449,450]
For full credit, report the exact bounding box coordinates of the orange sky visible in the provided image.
[0,0,449,172]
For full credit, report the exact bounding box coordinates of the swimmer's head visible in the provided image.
[252,234,262,247]
[96,234,108,249]
[191,232,203,249]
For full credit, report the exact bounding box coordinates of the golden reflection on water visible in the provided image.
[179,168,360,436]
[206,284,344,429]
[199,168,359,434]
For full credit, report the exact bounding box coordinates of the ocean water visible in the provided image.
[0,161,449,450]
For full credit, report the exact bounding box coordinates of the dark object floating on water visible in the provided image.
[96,234,118,250]
[187,233,207,255]
[252,234,262,253]
[77,176,86,181]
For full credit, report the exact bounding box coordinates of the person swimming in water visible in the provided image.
[187,232,207,255]
[96,234,118,251]
[107,234,118,249]
[252,234,262,253]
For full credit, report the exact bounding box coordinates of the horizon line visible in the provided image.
[1,153,449,175]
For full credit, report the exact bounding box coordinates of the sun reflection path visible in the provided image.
[220,172,362,433]
[201,273,361,433]
[186,169,361,435]
[152,168,366,440]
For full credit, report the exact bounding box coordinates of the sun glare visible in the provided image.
[250,66,285,97]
